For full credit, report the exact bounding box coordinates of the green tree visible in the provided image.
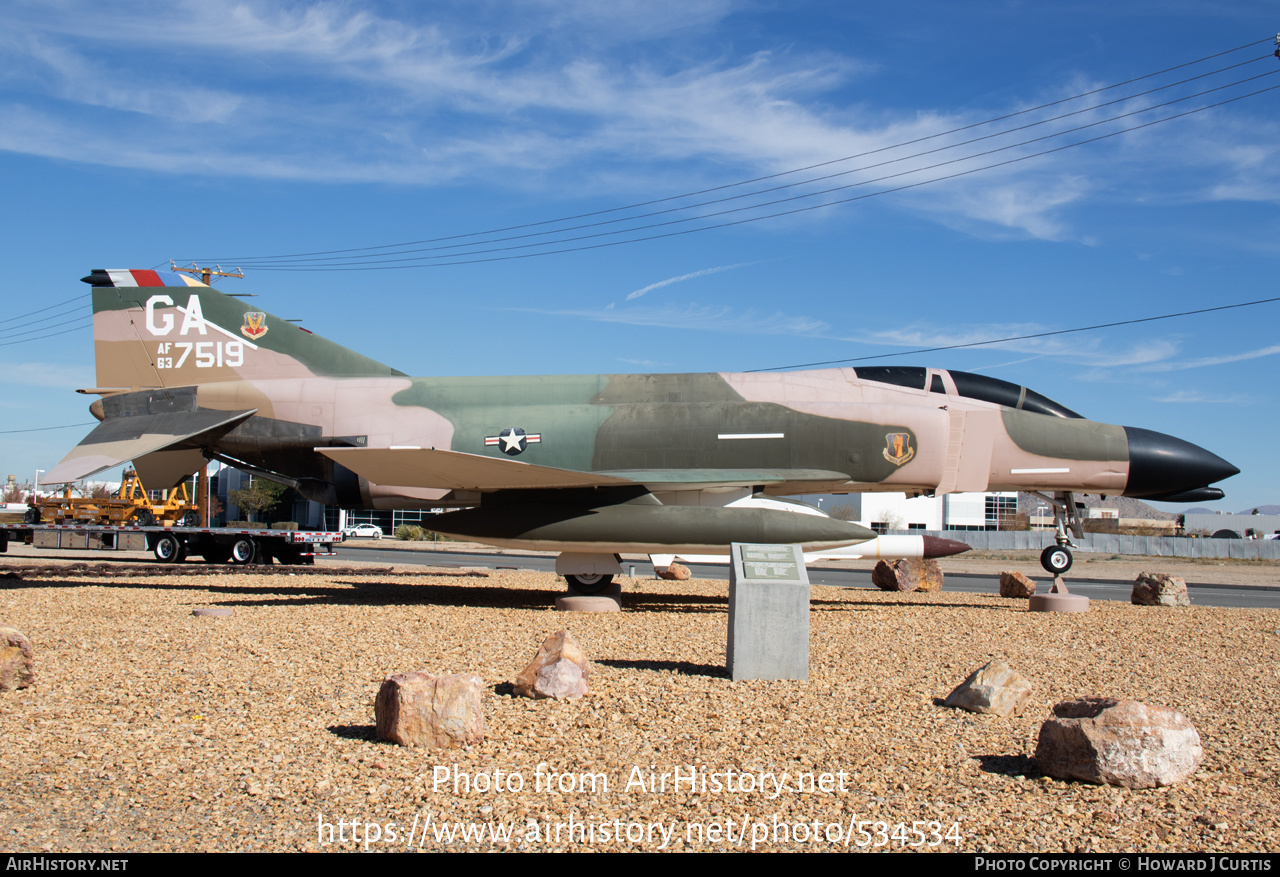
[228,479,287,523]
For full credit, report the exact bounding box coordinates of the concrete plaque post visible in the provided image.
[727,543,810,681]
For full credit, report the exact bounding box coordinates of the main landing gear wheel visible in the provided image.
[229,537,258,565]
[152,533,186,564]
[1041,545,1073,576]
[565,573,613,595]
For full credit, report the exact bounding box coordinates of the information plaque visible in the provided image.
[727,542,810,681]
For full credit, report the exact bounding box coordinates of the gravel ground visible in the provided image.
[1,548,1277,853]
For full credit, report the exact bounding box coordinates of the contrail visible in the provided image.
[625,261,758,301]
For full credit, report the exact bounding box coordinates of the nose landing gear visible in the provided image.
[1030,490,1084,575]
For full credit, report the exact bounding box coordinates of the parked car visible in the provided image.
[344,523,384,538]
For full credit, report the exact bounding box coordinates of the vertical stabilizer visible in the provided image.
[83,269,404,390]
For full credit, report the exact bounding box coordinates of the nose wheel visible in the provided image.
[1040,545,1073,575]
[1031,489,1084,576]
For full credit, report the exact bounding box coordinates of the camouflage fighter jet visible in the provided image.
[43,269,1238,587]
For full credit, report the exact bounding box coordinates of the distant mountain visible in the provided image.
[1187,505,1280,516]
[1017,493,1176,520]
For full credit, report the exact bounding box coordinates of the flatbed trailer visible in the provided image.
[0,523,343,565]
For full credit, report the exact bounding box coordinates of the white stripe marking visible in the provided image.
[717,433,785,440]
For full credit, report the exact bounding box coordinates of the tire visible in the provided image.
[229,537,258,565]
[153,533,186,564]
[23,508,40,524]
[180,511,200,527]
[564,573,613,595]
[132,509,156,528]
[1040,545,1073,575]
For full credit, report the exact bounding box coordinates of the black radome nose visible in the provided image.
[1122,427,1240,499]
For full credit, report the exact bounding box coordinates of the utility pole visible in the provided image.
[170,262,245,285]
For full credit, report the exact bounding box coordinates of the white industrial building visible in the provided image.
[857,491,1018,533]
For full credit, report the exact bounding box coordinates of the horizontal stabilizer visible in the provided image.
[318,447,637,491]
[42,408,256,486]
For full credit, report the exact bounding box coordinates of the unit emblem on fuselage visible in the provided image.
[484,427,541,456]
[882,432,916,467]
[241,312,268,339]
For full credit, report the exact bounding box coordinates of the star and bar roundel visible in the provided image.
[484,427,542,456]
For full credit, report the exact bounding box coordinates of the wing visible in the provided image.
[317,447,851,493]
[318,447,634,490]
[42,408,256,486]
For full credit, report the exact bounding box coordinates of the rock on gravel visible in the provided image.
[999,571,1037,598]
[375,671,485,749]
[0,622,35,691]
[656,562,690,581]
[1035,697,1204,789]
[871,558,943,592]
[1132,573,1191,607]
[943,660,1033,717]
[514,630,590,701]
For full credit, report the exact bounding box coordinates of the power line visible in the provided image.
[748,297,1280,372]
[0,303,94,337]
[0,320,93,348]
[0,423,95,435]
[228,78,1280,270]
[186,36,1278,270]
[221,53,1276,267]
[0,293,89,326]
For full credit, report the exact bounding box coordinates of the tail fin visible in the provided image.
[84,269,404,391]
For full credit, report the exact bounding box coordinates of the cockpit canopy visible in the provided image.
[852,366,1082,419]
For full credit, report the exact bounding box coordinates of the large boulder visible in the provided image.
[1035,697,1203,788]
[999,571,1037,598]
[943,660,1033,717]
[375,672,485,748]
[515,630,591,700]
[1131,573,1191,607]
[656,562,691,581]
[0,624,35,691]
[872,558,943,592]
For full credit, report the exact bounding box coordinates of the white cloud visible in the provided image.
[841,323,1182,368]
[504,302,828,336]
[1141,343,1280,372]
[1,0,1275,243]
[1153,390,1252,404]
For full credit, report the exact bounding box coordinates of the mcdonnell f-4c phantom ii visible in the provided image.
[43,269,1239,587]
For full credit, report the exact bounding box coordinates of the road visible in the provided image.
[335,546,1280,610]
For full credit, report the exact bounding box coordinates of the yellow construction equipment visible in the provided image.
[31,470,199,528]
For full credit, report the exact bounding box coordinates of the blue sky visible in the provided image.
[2,1,1277,512]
